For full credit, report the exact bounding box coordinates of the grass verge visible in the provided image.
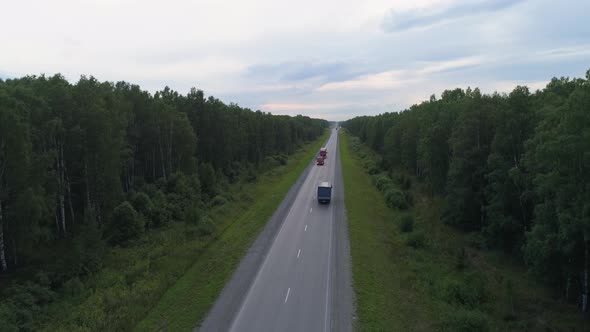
[134,130,329,331]
[340,130,588,332]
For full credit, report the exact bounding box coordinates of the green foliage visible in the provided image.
[148,190,170,227]
[0,281,56,331]
[342,70,590,306]
[108,201,144,245]
[405,231,426,248]
[372,174,393,192]
[197,216,215,236]
[72,222,106,275]
[0,74,328,329]
[395,174,412,190]
[399,214,414,233]
[341,130,587,331]
[131,192,153,217]
[199,162,217,198]
[384,188,408,210]
[210,195,228,207]
[442,309,490,332]
[183,205,202,225]
[442,272,488,307]
[455,247,468,270]
[62,277,85,297]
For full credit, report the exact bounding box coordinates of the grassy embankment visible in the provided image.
[340,130,588,331]
[40,130,329,332]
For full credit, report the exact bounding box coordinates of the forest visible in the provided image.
[0,74,328,327]
[342,70,590,312]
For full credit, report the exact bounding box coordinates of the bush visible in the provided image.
[442,272,488,307]
[73,222,106,274]
[261,156,281,171]
[399,215,414,233]
[396,174,412,190]
[403,190,414,207]
[131,192,153,216]
[455,247,468,270]
[62,277,85,297]
[199,162,217,197]
[373,174,393,192]
[108,201,144,245]
[442,309,490,332]
[275,154,288,165]
[405,231,426,248]
[197,216,215,236]
[184,205,203,225]
[384,188,408,209]
[210,195,228,207]
[0,281,57,331]
[149,191,170,227]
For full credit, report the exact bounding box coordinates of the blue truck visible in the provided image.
[317,182,332,204]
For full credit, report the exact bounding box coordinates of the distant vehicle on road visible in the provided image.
[317,182,332,204]
[319,147,327,159]
[316,156,324,165]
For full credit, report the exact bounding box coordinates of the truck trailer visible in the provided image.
[317,182,332,204]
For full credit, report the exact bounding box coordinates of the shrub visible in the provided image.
[384,188,408,209]
[199,162,217,197]
[184,205,203,225]
[197,216,215,236]
[442,309,490,332]
[403,190,414,207]
[442,272,488,307]
[149,191,170,227]
[405,231,426,248]
[261,156,281,171]
[373,175,393,192]
[396,174,412,190]
[108,201,144,245]
[0,281,57,331]
[73,222,106,274]
[131,192,153,216]
[62,277,85,297]
[367,164,380,175]
[210,195,228,207]
[275,154,288,165]
[455,247,468,270]
[399,215,414,233]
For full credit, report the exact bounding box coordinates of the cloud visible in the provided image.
[316,56,485,92]
[381,0,526,32]
[245,61,359,83]
[316,70,409,92]
[0,0,589,121]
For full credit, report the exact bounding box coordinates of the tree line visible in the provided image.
[342,70,590,311]
[0,74,328,278]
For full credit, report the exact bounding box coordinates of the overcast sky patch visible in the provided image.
[0,0,588,121]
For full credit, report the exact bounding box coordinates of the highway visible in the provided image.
[199,128,353,332]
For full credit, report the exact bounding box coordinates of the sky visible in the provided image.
[1,0,589,121]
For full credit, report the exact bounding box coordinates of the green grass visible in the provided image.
[340,130,588,332]
[38,131,329,332]
[340,130,433,331]
[135,130,329,331]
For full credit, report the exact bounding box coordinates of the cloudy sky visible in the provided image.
[1,0,589,120]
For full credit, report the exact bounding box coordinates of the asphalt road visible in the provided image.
[199,128,353,332]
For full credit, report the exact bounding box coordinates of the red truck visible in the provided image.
[319,147,327,159]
